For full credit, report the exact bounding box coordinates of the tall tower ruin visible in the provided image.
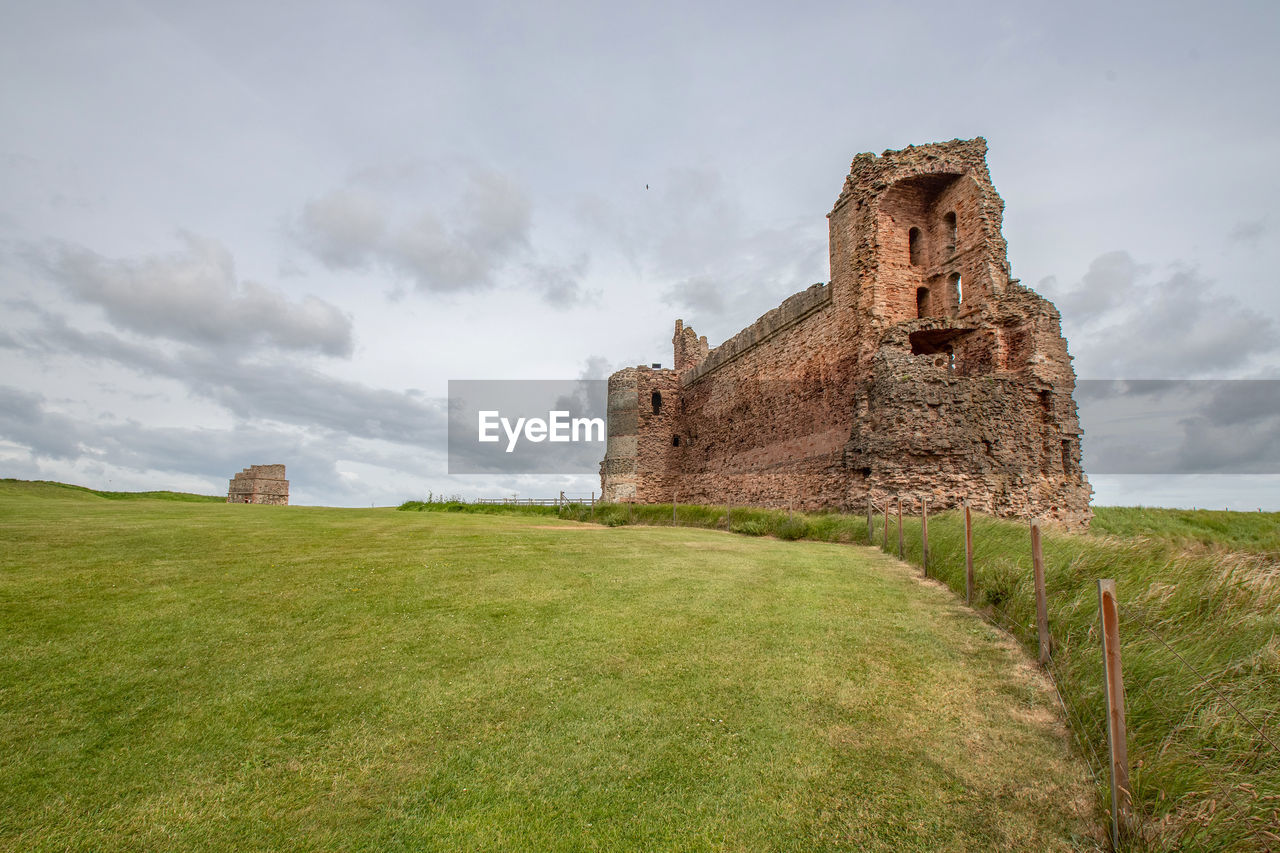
[600,138,1092,526]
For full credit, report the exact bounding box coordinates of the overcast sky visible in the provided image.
[2,0,1278,509]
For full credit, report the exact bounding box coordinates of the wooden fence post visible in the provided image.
[867,495,873,543]
[672,491,677,525]
[1031,521,1051,664]
[882,500,889,549]
[921,497,929,577]
[896,495,904,559]
[726,503,732,531]
[629,500,634,524]
[1098,579,1132,850]
[963,500,974,605]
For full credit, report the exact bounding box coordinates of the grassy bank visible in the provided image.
[418,499,1277,850]
[2,483,1095,851]
[903,509,1279,851]
[0,478,223,503]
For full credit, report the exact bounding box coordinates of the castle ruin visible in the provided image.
[601,138,1092,526]
[227,465,289,505]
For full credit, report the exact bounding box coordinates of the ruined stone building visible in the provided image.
[601,138,1092,526]
[227,465,289,505]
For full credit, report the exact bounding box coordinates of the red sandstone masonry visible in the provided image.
[601,138,1092,527]
[227,464,289,505]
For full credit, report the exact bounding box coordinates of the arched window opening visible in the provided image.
[943,212,957,255]
[651,391,662,415]
[916,287,929,318]
[908,227,922,266]
[957,275,963,305]
[672,434,681,447]
[947,272,961,309]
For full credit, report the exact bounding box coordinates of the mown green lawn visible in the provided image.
[0,486,1097,851]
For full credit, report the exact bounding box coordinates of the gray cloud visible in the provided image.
[666,273,731,315]
[3,314,447,447]
[1049,251,1279,378]
[578,356,611,379]
[660,223,827,342]
[1227,218,1267,247]
[1046,250,1147,322]
[190,359,447,446]
[297,187,387,268]
[0,385,86,460]
[577,165,828,343]
[526,256,595,308]
[37,234,353,357]
[1077,380,1280,474]
[296,167,592,306]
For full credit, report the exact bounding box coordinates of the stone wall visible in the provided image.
[601,138,1092,526]
[227,464,289,505]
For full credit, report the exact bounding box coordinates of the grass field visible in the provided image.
[481,498,1280,850]
[0,482,1098,851]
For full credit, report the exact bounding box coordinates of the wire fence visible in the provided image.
[861,495,1278,851]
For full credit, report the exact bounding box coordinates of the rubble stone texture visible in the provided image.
[601,138,1092,526]
[227,464,289,505]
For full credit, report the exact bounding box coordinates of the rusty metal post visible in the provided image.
[1098,579,1132,850]
[896,495,904,558]
[963,501,974,605]
[921,497,929,577]
[1031,521,1051,664]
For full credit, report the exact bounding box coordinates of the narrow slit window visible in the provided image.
[672,435,680,447]
[943,212,957,255]
[947,272,961,309]
[651,391,662,415]
[916,286,929,318]
[908,227,922,265]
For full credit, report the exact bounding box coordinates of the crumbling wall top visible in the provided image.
[831,137,992,215]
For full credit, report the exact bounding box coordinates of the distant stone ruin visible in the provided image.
[227,465,289,505]
[601,138,1092,526]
